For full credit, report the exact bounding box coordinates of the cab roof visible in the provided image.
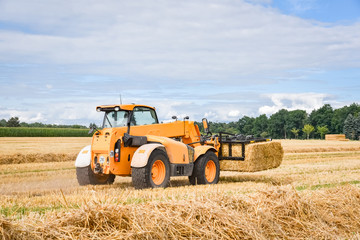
[96,104,155,111]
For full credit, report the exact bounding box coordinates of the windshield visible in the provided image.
[131,107,158,126]
[103,110,129,128]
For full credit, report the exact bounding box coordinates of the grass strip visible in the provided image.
[296,180,360,191]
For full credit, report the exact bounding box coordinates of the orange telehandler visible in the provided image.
[75,104,270,189]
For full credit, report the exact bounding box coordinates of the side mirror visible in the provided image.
[88,128,94,135]
[172,116,178,121]
[202,118,210,134]
[88,126,100,135]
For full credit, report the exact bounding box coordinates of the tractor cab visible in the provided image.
[95,104,158,130]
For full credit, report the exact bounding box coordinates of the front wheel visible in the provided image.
[132,149,170,189]
[76,165,115,186]
[189,151,220,185]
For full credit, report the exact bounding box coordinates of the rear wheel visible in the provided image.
[189,151,220,185]
[132,149,170,189]
[76,165,115,186]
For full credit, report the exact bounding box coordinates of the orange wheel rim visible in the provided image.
[151,160,166,185]
[205,160,216,182]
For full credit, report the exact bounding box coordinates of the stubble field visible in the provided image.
[1,138,360,239]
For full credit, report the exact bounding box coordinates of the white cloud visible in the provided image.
[288,0,317,12]
[204,111,219,120]
[228,110,241,117]
[0,0,359,81]
[259,92,330,115]
[0,108,46,123]
[27,113,44,122]
[245,0,272,5]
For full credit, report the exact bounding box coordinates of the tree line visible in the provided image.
[197,103,360,140]
[1,103,359,140]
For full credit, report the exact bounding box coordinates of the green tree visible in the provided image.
[30,122,45,128]
[0,119,6,127]
[268,109,288,139]
[343,114,359,140]
[209,121,227,134]
[287,110,307,136]
[309,104,333,136]
[332,103,360,133]
[237,116,255,135]
[260,131,269,138]
[252,114,268,137]
[317,125,329,139]
[6,117,20,127]
[71,124,84,129]
[21,122,31,127]
[303,124,315,140]
[290,128,300,139]
[224,126,238,134]
[356,116,360,140]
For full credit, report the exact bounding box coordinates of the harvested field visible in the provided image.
[0,137,91,164]
[279,139,360,153]
[1,138,360,239]
[2,186,359,239]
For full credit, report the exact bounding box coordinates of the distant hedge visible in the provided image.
[0,127,90,137]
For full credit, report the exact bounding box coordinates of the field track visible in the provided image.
[1,138,360,239]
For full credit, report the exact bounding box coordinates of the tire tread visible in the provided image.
[131,149,170,189]
[132,167,148,189]
[76,165,115,185]
[189,151,220,185]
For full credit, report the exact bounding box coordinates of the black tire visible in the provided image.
[76,165,115,186]
[132,149,170,189]
[189,151,220,185]
[188,175,196,185]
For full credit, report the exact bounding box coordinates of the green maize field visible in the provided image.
[0,127,90,137]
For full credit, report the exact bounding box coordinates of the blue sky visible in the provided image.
[0,0,359,126]
[271,0,360,23]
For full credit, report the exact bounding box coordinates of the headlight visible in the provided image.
[96,107,101,112]
[114,106,120,111]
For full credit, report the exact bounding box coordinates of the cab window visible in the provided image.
[131,107,158,126]
[103,110,129,128]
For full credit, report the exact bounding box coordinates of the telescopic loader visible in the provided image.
[75,104,275,189]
